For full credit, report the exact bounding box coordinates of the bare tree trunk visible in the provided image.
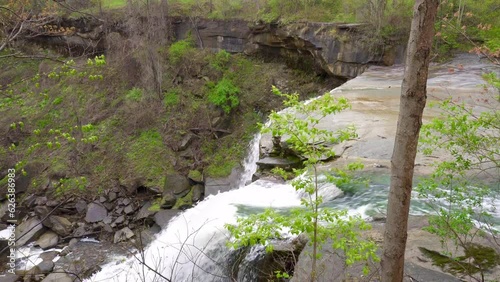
[381,0,439,281]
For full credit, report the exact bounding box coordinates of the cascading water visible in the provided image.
[86,135,303,282]
[87,54,500,281]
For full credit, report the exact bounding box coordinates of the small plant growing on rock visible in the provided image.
[225,86,379,281]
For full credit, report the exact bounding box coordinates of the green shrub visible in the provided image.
[207,78,240,114]
[168,39,194,64]
[126,87,143,101]
[164,89,180,107]
[209,50,232,71]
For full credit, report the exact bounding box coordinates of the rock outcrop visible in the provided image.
[173,19,405,79]
[15,16,403,79]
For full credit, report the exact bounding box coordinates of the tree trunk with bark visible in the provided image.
[381,0,439,281]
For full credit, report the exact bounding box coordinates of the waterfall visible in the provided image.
[86,181,302,282]
[236,133,261,188]
[85,54,500,281]
[86,134,303,282]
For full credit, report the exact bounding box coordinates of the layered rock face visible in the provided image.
[173,19,405,79]
[15,16,404,79]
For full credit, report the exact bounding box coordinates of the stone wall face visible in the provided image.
[173,19,405,79]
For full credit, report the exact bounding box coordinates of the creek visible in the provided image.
[85,54,500,282]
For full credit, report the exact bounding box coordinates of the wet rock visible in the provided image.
[34,206,50,218]
[113,215,125,225]
[103,224,113,233]
[0,204,7,222]
[43,216,72,236]
[75,200,87,214]
[188,170,203,183]
[0,274,19,282]
[42,272,74,282]
[403,262,461,282]
[178,134,194,151]
[192,184,204,202]
[37,260,54,273]
[163,173,191,198]
[36,231,59,249]
[102,215,113,225]
[85,202,107,223]
[103,203,114,211]
[135,201,156,220]
[73,225,87,237]
[68,239,78,247]
[256,156,301,170]
[113,227,134,243]
[23,266,42,281]
[35,197,48,206]
[236,234,308,282]
[123,204,135,215]
[161,192,177,209]
[39,251,59,262]
[46,200,59,207]
[154,209,180,229]
[21,195,36,210]
[140,225,161,246]
[205,166,243,196]
[59,246,71,256]
[177,203,192,211]
[122,198,131,206]
[108,192,117,202]
[16,217,46,246]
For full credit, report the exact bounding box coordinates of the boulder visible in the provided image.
[204,166,243,196]
[178,134,194,151]
[404,262,461,282]
[154,209,180,229]
[16,217,46,246]
[42,272,74,282]
[114,227,134,244]
[39,251,59,262]
[113,215,125,225]
[0,274,20,282]
[34,206,50,218]
[163,173,191,198]
[256,156,302,170]
[188,170,203,183]
[75,200,87,214]
[135,201,156,220]
[123,204,135,215]
[102,216,113,225]
[122,198,131,206]
[43,216,72,236]
[108,191,117,202]
[73,225,87,237]
[85,202,107,223]
[140,225,161,247]
[161,192,177,209]
[235,234,308,282]
[37,260,55,273]
[192,184,204,202]
[35,197,48,206]
[46,200,60,207]
[36,231,59,249]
